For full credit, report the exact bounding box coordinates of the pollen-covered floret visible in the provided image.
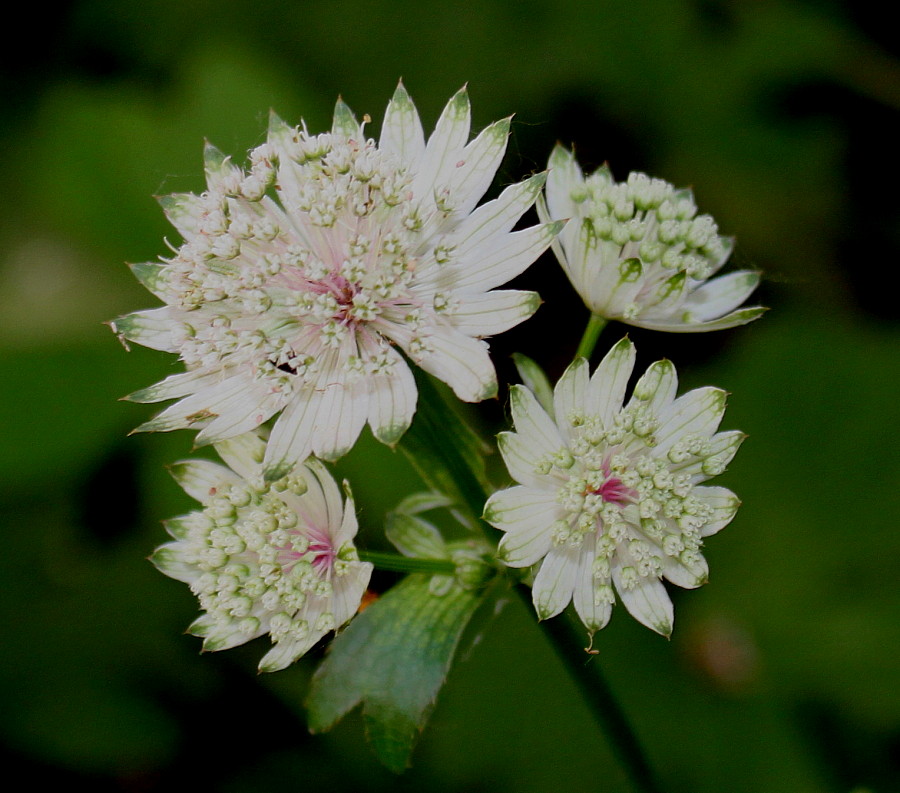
[113,82,561,479]
[151,432,372,672]
[538,145,765,332]
[484,338,744,636]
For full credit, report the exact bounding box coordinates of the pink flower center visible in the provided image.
[277,526,336,576]
[594,477,637,505]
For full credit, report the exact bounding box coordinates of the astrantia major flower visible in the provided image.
[484,339,743,636]
[152,433,372,672]
[113,83,561,479]
[538,145,764,332]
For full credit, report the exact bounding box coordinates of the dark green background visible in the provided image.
[1,1,898,791]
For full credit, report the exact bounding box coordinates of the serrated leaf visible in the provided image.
[306,574,485,773]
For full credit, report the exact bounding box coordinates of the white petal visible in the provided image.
[259,635,319,673]
[310,374,369,462]
[298,457,345,535]
[628,358,678,416]
[168,459,243,503]
[448,173,546,255]
[133,375,257,435]
[509,384,564,456]
[128,262,171,302]
[499,525,555,568]
[126,368,229,404]
[263,390,319,479]
[661,553,709,589]
[484,485,559,532]
[532,546,579,620]
[334,491,358,547]
[213,433,267,482]
[654,387,727,456]
[157,193,207,240]
[572,542,612,633]
[412,86,471,201]
[585,250,645,318]
[535,193,569,273]
[556,217,601,306]
[672,430,746,481]
[553,357,590,442]
[111,308,179,352]
[193,617,257,653]
[587,337,637,426]
[150,542,200,584]
[611,566,674,637]
[451,221,563,294]
[445,117,511,216]
[368,349,417,445]
[545,144,584,223]
[637,271,689,318]
[379,81,425,168]
[629,306,766,333]
[682,271,761,321]
[418,326,497,402]
[193,382,283,445]
[330,562,373,627]
[450,290,540,338]
[693,485,741,536]
[332,98,361,139]
[497,430,559,490]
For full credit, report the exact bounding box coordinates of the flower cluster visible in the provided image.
[484,339,743,635]
[117,82,758,676]
[539,145,764,332]
[113,83,559,479]
[152,433,372,672]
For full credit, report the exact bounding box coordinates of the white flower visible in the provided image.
[113,83,561,479]
[484,339,743,636]
[151,432,372,672]
[538,145,765,332]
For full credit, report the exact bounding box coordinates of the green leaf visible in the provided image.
[306,574,486,773]
[396,368,492,525]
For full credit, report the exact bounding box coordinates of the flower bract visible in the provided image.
[113,83,561,479]
[539,145,764,332]
[484,339,744,636]
[151,433,372,672]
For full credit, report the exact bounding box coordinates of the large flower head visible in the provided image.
[539,145,764,332]
[113,83,561,479]
[484,339,744,636]
[151,433,372,672]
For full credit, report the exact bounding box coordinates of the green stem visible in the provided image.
[535,604,665,793]
[575,313,608,361]
[358,550,456,576]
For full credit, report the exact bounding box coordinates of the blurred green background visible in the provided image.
[1,1,898,791]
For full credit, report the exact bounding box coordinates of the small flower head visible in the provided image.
[151,433,372,672]
[113,83,560,479]
[539,145,765,332]
[484,339,744,636]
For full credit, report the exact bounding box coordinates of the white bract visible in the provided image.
[539,145,764,332]
[151,433,372,672]
[113,83,561,479]
[484,339,743,636]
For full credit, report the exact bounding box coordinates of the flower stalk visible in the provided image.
[358,550,456,576]
[575,313,608,361]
